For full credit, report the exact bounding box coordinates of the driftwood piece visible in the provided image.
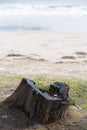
[5,78,70,123]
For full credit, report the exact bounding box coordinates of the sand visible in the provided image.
[0,30,87,79]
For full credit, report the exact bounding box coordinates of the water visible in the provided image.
[0,0,87,6]
[0,0,87,32]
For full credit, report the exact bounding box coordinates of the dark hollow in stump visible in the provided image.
[5,78,70,123]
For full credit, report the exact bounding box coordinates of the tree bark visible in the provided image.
[5,78,70,123]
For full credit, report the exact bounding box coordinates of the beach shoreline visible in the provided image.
[0,30,87,79]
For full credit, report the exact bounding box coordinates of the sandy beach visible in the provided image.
[0,30,87,130]
[0,30,87,79]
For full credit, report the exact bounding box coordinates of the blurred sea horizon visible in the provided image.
[0,0,87,32]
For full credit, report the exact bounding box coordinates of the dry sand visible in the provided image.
[0,30,87,79]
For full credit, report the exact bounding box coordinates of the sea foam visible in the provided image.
[0,4,87,16]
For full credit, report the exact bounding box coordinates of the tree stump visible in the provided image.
[5,78,70,123]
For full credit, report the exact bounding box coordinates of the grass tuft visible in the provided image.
[34,75,87,109]
[0,75,23,90]
[0,74,87,109]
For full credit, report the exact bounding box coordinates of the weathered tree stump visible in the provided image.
[5,78,70,123]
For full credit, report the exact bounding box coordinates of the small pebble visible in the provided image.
[1,115,8,119]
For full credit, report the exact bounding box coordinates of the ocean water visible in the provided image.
[0,0,87,32]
